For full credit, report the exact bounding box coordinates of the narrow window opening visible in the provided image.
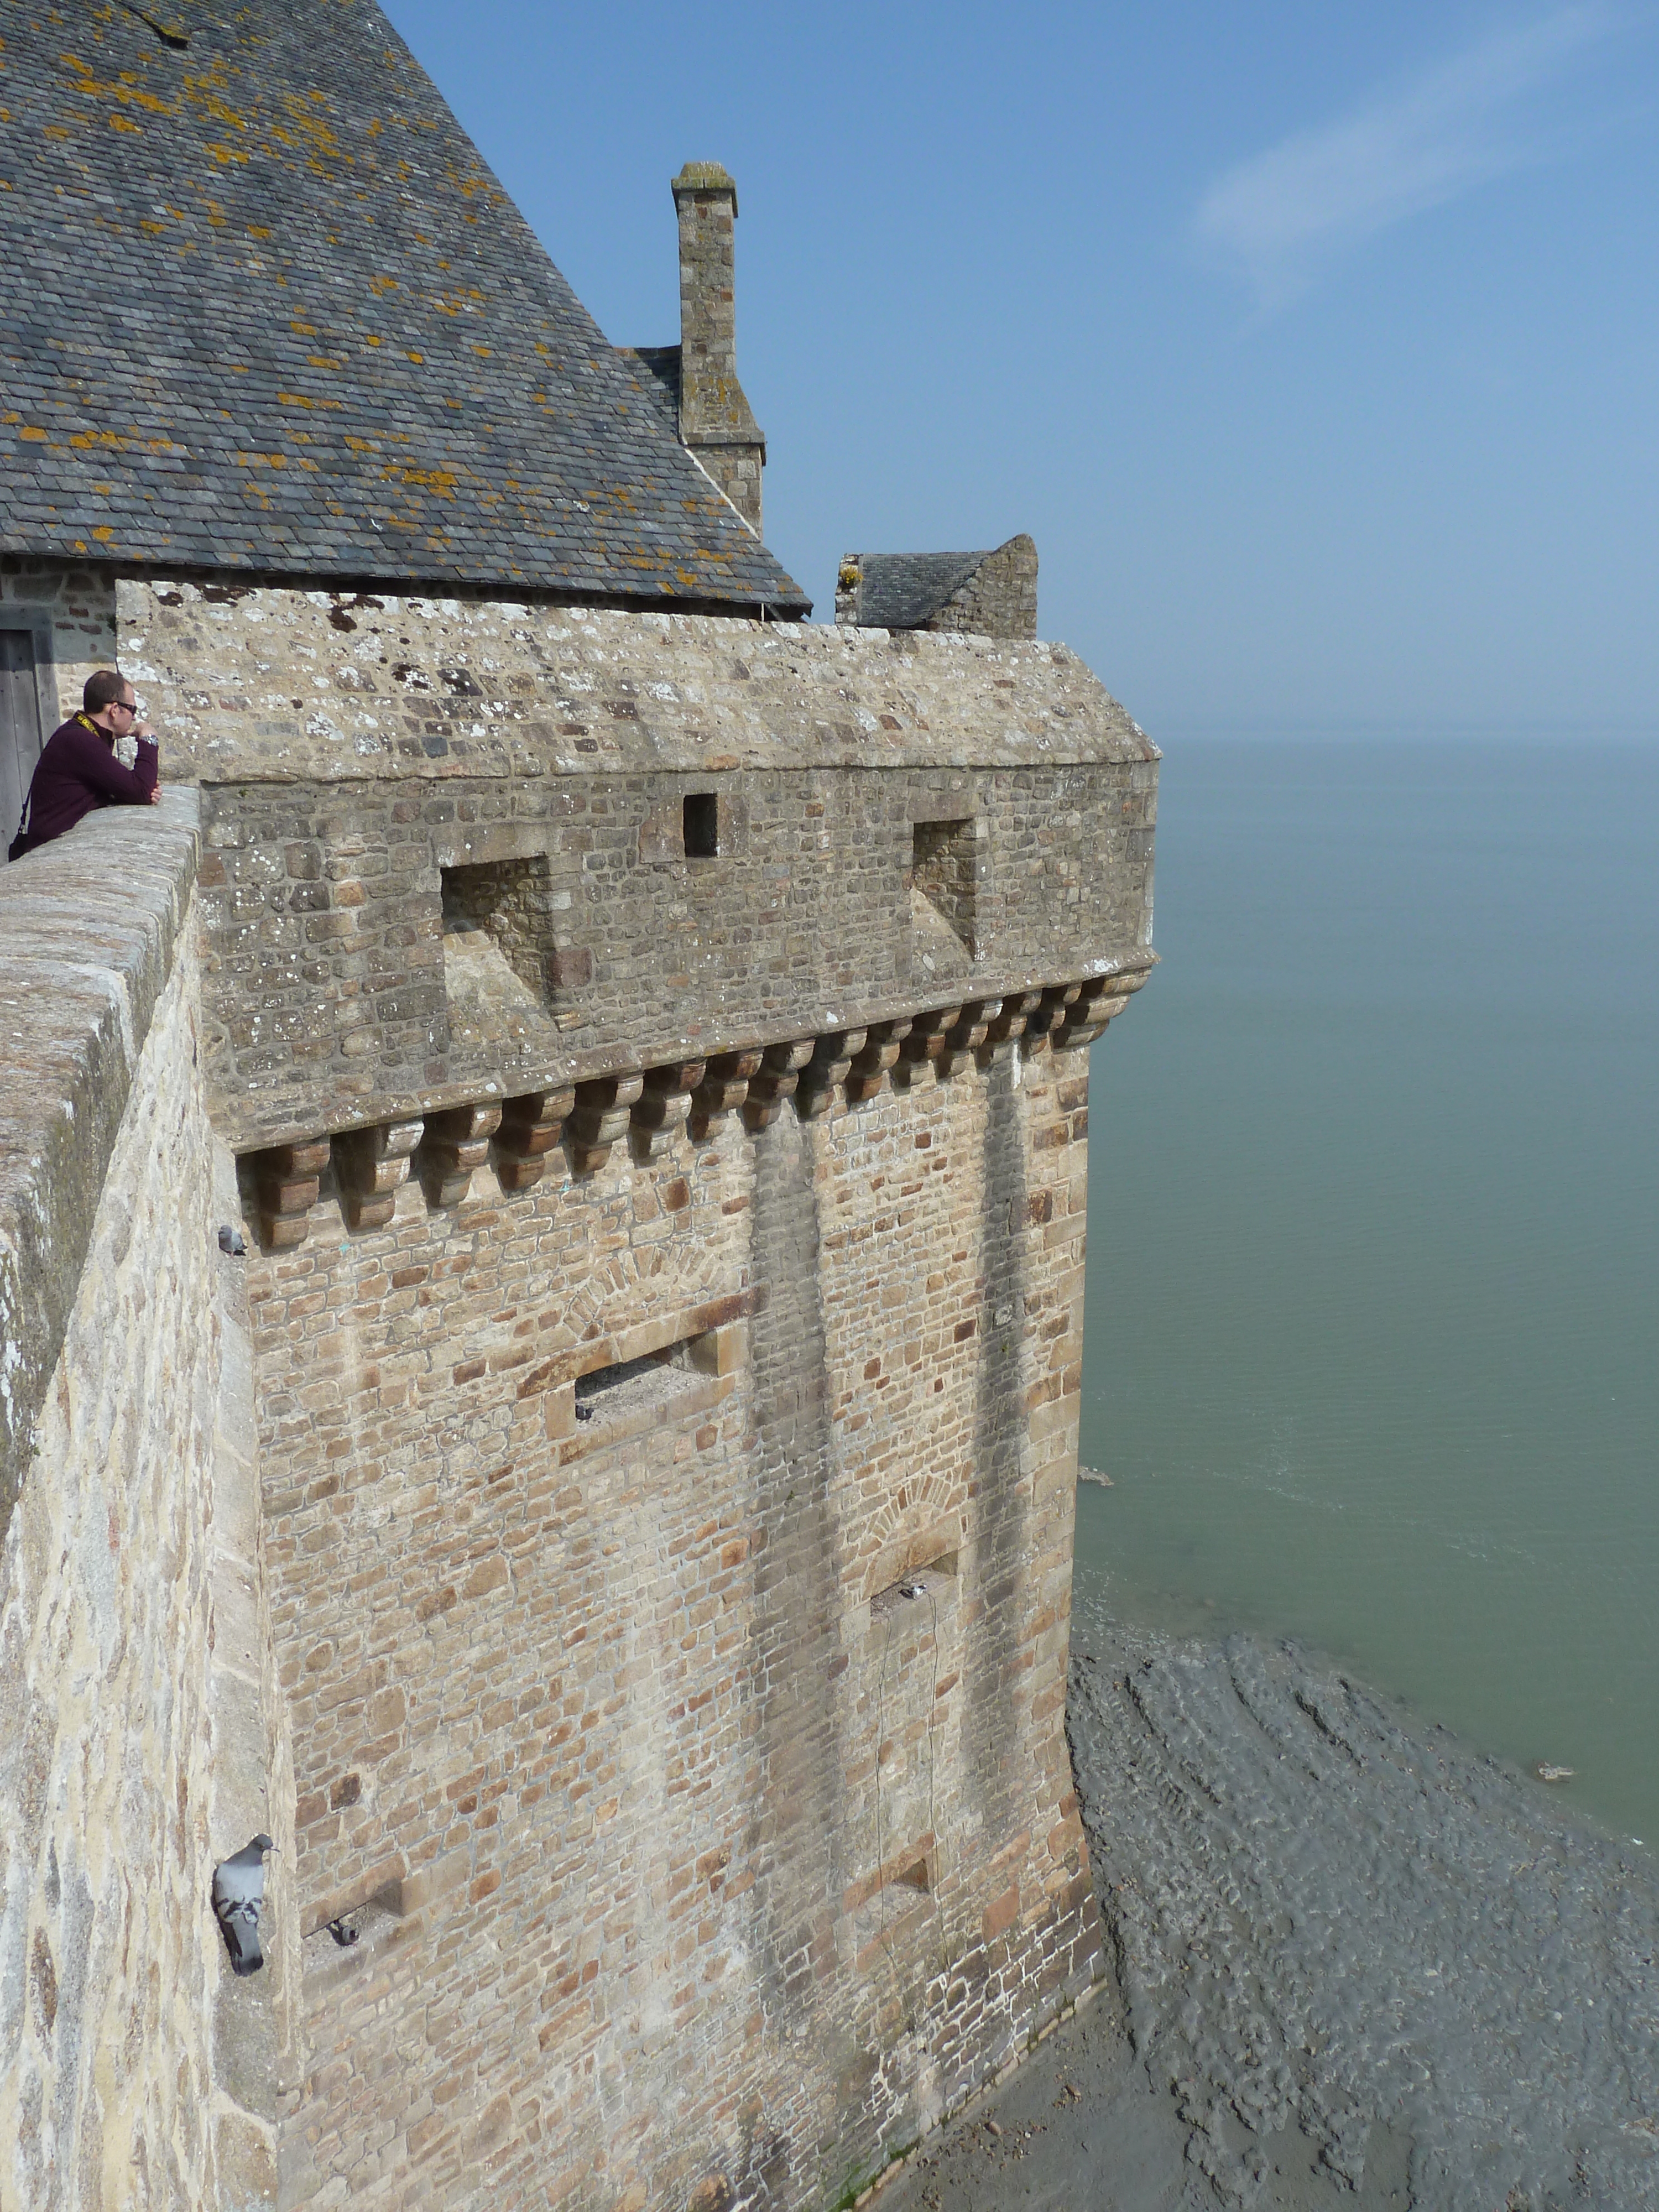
[684,791,719,860]
[566,1319,740,1443]
[1,629,46,864]
[575,1341,684,1419]
[439,855,555,1001]
[910,816,978,954]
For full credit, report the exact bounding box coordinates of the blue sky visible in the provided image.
[381,2,1658,739]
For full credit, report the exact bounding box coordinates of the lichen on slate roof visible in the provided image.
[852,552,994,629]
[0,0,807,611]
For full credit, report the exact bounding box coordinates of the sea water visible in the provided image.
[1076,737,1659,1848]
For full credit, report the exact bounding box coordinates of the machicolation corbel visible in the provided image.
[493,1088,576,1191]
[795,1030,867,1120]
[742,1039,815,1130]
[419,1103,503,1208]
[845,1020,912,1103]
[690,1049,763,1138]
[567,1073,645,1171]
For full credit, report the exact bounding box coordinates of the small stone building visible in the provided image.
[0,8,1157,2211]
[834,536,1039,640]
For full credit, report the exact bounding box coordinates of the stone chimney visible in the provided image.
[671,163,765,534]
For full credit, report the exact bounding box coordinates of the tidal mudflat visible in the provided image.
[879,1603,1657,2212]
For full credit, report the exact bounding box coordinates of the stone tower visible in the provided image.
[0,8,1158,2209]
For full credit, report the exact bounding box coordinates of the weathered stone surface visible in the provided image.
[250,1035,1106,2210]
[0,793,201,1544]
[119,583,1155,1148]
[0,880,290,2210]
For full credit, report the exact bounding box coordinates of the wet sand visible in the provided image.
[877,1604,1657,2211]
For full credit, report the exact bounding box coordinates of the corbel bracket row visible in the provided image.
[244,973,1143,1249]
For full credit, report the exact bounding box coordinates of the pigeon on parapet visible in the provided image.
[212,1833,274,1976]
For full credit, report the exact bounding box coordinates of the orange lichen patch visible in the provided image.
[307,355,344,371]
[276,391,341,410]
[140,218,168,233]
[43,123,71,139]
[290,319,318,335]
[108,113,139,132]
[91,525,114,541]
[69,429,132,450]
[247,224,272,239]
[236,451,287,468]
[206,142,250,166]
[385,466,458,497]
[369,275,398,294]
[19,426,50,442]
[343,434,380,453]
[189,89,246,130]
[472,345,492,358]
[405,351,423,364]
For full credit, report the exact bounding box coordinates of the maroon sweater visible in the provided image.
[9,713,159,857]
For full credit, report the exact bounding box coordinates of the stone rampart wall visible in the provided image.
[0,800,295,2210]
[252,1025,1102,2211]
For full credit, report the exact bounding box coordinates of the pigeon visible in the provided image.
[212,1834,274,1976]
[217,1225,247,1256]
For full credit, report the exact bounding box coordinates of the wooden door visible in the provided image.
[1,628,46,860]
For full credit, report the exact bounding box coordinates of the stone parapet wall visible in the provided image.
[252,1022,1103,2210]
[117,585,1156,1149]
[0,801,295,2209]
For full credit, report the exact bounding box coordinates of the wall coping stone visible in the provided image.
[0,790,201,1540]
[119,585,1158,784]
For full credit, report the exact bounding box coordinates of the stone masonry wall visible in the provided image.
[0,800,296,2211]
[0,559,117,730]
[927,538,1038,644]
[251,1024,1102,2211]
[118,583,1156,1149]
[95,578,1155,2209]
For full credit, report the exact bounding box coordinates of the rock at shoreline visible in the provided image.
[1067,1600,1659,2210]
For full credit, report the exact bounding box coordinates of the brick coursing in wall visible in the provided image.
[252,1032,1103,2210]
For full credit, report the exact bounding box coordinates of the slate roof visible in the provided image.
[0,0,807,611]
[852,552,992,629]
[619,347,683,440]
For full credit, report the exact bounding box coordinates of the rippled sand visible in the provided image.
[879,1607,1658,2212]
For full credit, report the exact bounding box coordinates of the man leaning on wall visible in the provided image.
[7,669,161,860]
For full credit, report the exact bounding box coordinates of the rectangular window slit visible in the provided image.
[683,791,719,859]
[568,1320,740,1439]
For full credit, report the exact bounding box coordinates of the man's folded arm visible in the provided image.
[75,726,158,802]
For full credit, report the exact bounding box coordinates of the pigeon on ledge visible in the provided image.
[212,1834,274,1976]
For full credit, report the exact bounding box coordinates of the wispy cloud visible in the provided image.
[1195,9,1613,309]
